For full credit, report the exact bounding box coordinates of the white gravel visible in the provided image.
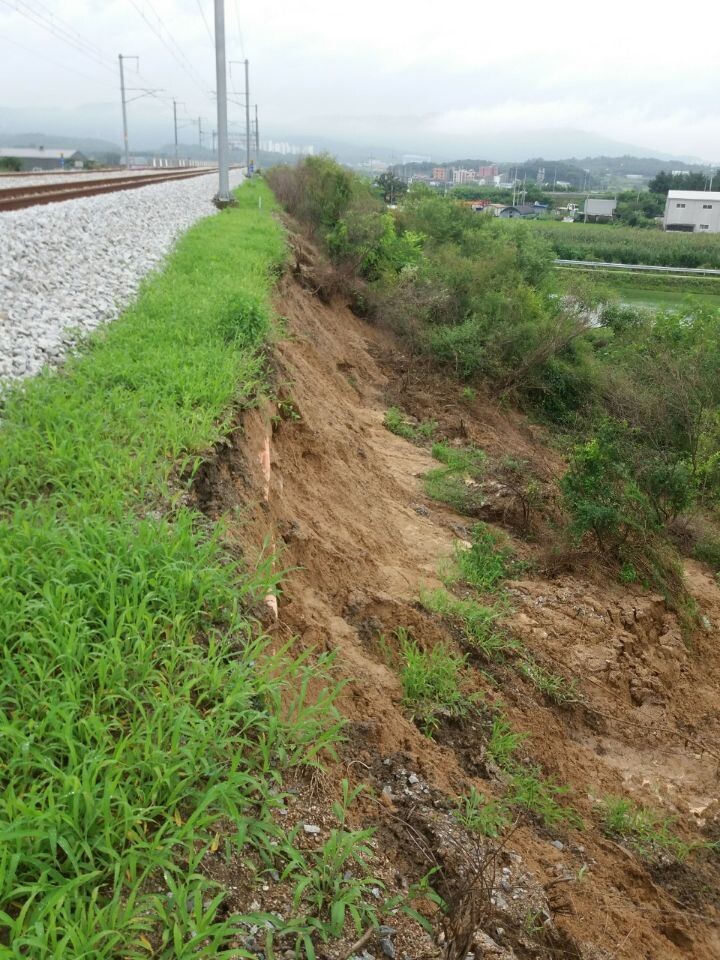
[0,170,244,383]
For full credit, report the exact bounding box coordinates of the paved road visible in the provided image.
[554,258,720,277]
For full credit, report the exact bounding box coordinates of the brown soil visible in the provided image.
[193,235,720,960]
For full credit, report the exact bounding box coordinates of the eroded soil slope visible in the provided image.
[195,242,720,960]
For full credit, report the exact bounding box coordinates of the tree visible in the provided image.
[0,157,21,172]
[648,170,719,195]
[375,172,407,205]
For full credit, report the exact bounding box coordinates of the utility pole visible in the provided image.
[118,54,138,170]
[212,0,233,204]
[173,99,185,164]
[244,59,251,174]
[198,116,203,148]
[254,103,259,164]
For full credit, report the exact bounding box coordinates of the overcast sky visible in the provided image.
[1,0,719,161]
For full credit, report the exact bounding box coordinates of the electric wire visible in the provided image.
[0,0,116,73]
[193,0,214,48]
[127,0,211,100]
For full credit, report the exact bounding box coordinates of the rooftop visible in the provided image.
[667,189,720,202]
[0,148,84,159]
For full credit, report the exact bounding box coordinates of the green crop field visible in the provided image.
[501,218,720,269]
[555,265,720,311]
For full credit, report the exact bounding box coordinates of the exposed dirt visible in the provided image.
[193,236,720,960]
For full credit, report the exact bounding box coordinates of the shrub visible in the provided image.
[560,426,656,552]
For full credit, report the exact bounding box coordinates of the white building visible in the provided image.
[452,168,477,184]
[583,198,617,222]
[664,190,720,233]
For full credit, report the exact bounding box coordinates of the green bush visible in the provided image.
[560,427,655,551]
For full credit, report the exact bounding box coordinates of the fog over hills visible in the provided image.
[0,104,705,167]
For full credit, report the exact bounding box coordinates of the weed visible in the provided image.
[461,386,476,403]
[600,796,701,863]
[517,658,580,705]
[419,588,514,659]
[453,787,510,838]
[384,406,437,442]
[486,716,526,768]
[423,443,486,513]
[455,523,513,592]
[281,782,382,941]
[523,908,548,937]
[498,457,544,528]
[618,562,639,584]
[510,770,582,829]
[400,635,478,735]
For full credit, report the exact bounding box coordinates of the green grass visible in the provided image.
[384,406,437,442]
[399,633,478,735]
[0,180,356,956]
[454,522,513,592]
[423,443,486,513]
[600,796,707,863]
[419,588,512,658]
[693,534,720,571]
[482,712,582,829]
[517,659,579,705]
[453,787,510,838]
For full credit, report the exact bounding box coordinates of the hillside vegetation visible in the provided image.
[268,158,720,608]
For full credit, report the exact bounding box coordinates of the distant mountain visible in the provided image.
[0,131,121,154]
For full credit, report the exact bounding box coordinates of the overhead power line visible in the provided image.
[0,0,116,73]
[193,0,214,48]
[232,0,245,58]
[0,31,117,89]
[127,0,212,99]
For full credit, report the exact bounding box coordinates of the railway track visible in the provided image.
[0,168,226,212]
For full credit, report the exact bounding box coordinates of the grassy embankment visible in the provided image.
[0,181,346,956]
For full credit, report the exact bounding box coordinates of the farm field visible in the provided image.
[612,284,720,310]
[556,265,720,311]
[502,217,720,269]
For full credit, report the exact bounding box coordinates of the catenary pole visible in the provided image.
[173,99,179,162]
[119,54,130,169]
[212,0,232,203]
[254,103,259,162]
[244,59,251,174]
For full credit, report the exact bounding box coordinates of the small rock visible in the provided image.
[408,773,420,785]
[303,824,321,835]
[551,840,564,850]
[380,938,396,959]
